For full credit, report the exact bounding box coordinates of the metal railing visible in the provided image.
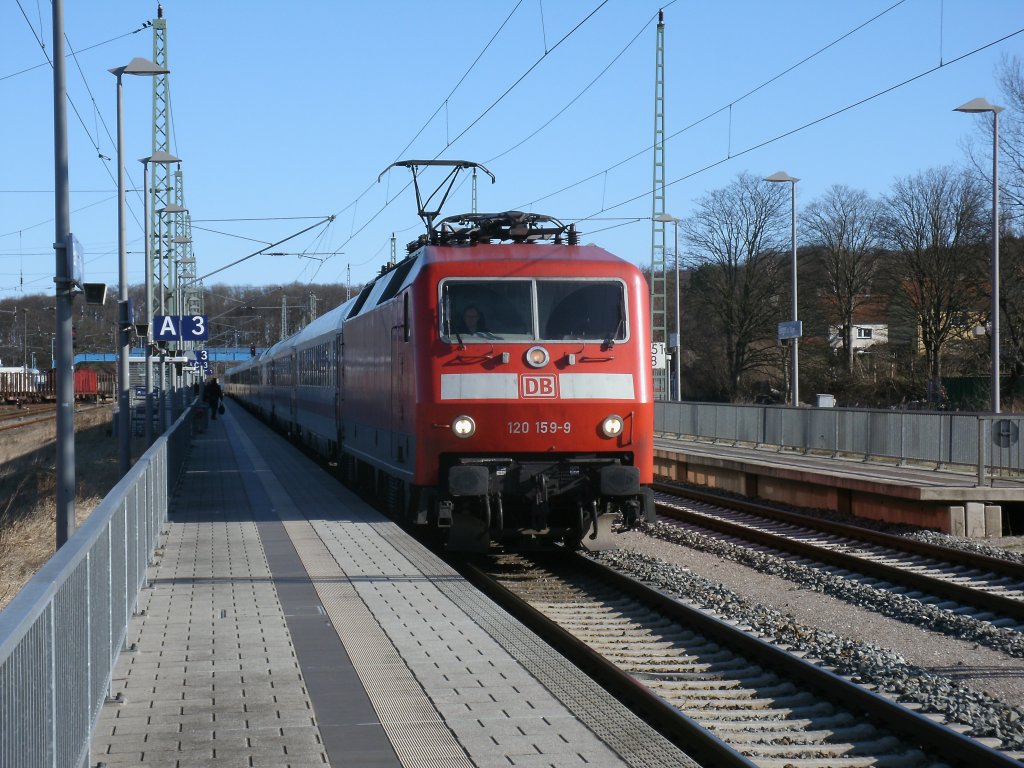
[655,402,1024,486]
[0,404,194,768]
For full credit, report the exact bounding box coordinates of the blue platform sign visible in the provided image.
[777,320,803,341]
[181,315,209,340]
[153,314,209,341]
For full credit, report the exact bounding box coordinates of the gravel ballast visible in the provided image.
[595,523,1024,752]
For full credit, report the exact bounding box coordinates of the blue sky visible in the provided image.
[1,0,1022,305]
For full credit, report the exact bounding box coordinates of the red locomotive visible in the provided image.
[225,164,654,550]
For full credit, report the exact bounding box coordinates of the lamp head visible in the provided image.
[140,150,181,165]
[110,57,168,78]
[765,171,799,184]
[954,97,1005,114]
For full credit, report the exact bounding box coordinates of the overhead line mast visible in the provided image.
[149,4,170,334]
[150,4,202,380]
[651,9,668,400]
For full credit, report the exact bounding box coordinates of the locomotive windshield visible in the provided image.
[440,279,627,343]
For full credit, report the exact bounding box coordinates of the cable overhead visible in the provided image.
[13,4,147,234]
[571,25,1024,228]
[323,0,527,248]
[443,0,611,151]
[332,0,613,264]
[391,0,526,164]
[519,0,911,211]
[192,216,336,284]
[0,26,149,82]
[487,9,656,166]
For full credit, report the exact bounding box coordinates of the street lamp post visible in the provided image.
[111,57,168,474]
[765,171,800,406]
[51,0,76,547]
[654,213,682,400]
[140,152,180,445]
[22,308,28,370]
[955,98,1005,414]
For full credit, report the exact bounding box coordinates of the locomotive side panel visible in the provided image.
[341,297,415,483]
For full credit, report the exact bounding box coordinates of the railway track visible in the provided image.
[0,404,59,433]
[651,482,1024,631]
[0,402,107,435]
[458,552,1019,767]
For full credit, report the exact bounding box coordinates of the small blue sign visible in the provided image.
[777,320,803,341]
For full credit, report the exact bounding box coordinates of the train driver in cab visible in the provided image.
[460,305,486,335]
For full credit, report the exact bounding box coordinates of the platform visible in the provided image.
[90,404,697,768]
[655,435,1024,537]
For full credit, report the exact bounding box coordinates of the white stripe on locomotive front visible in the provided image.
[439,372,634,400]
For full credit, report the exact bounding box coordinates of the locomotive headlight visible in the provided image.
[600,414,624,438]
[452,415,476,438]
[525,346,550,368]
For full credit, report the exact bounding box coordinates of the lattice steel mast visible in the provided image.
[149,4,170,333]
[150,4,202,380]
[650,9,668,400]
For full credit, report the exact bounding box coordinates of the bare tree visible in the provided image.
[965,55,1024,229]
[801,185,882,373]
[684,172,788,401]
[996,56,1024,227]
[879,167,987,402]
[963,56,1024,401]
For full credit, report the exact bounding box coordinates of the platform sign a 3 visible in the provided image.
[152,314,210,341]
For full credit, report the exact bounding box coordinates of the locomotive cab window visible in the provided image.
[538,280,627,342]
[441,280,533,342]
[439,278,627,344]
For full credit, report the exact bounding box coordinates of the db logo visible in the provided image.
[521,374,557,398]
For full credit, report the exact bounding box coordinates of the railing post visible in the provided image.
[977,416,987,487]
[898,412,907,467]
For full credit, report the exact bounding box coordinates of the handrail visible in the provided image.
[0,401,194,768]
[655,402,1024,487]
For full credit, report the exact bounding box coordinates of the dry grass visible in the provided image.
[0,406,148,611]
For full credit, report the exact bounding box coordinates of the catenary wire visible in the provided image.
[570,26,1024,229]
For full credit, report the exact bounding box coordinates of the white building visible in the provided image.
[827,322,888,352]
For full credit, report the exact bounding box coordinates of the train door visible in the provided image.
[389,294,409,464]
[335,332,344,446]
[289,350,298,435]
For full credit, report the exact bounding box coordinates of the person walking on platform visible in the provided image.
[204,377,223,421]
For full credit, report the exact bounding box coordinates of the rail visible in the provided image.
[0,403,195,768]
[655,402,1024,486]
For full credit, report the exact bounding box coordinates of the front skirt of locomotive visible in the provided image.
[439,454,654,551]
